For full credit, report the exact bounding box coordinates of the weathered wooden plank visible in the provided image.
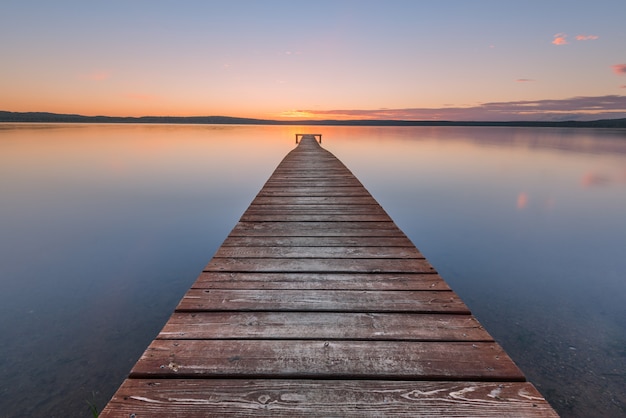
[264,171,359,177]
[251,196,385,205]
[271,163,350,168]
[176,289,467,313]
[245,204,388,213]
[245,204,391,214]
[264,176,356,179]
[159,312,490,341]
[233,221,399,229]
[204,257,435,273]
[273,162,350,165]
[220,236,415,247]
[257,187,372,196]
[191,272,451,291]
[229,223,407,237]
[130,340,525,381]
[101,379,558,418]
[267,165,353,170]
[266,180,359,185]
[241,213,392,222]
[243,209,384,216]
[262,181,365,187]
[102,135,558,417]
[237,219,394,227]
[214,246,423,259]
[258,186,369,191]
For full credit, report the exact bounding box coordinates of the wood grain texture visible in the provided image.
[130,340,525,381]
[101,379,558,417]
[250,196,389,205]
[258,186,372,196]
[214,246,424,259]
[190,272,451,290]
[240,213,392,221]
[159,312,491,341]
[244,203,388,212]
[230,221,402,235]
[204,258,436,273]
[176,289,468,313]
[101,135,557,416]
[221,235,416,247]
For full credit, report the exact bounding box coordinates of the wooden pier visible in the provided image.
[101,135,557,416]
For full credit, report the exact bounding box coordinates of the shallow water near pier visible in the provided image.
[0,123,624,417]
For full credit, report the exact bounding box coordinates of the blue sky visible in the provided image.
[1,0,625,120]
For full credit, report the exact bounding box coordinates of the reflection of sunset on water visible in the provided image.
[2,124,626,417]
[516,192,528,210]
[579,169,626,188]
[580,171,611,188]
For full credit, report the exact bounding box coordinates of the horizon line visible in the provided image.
[2,110,626,127]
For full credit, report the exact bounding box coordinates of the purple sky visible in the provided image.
[1,0,625,120]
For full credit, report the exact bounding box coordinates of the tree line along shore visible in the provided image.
[1,110,626,128]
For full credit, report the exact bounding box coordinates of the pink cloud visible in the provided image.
[515,79,534,83]
[621,85,626,89]
[612,64,626,75]
[552,33,568,45]
[296,95,626,122]
[575,34,599,41]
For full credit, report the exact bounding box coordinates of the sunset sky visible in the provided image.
[2,0,626,121]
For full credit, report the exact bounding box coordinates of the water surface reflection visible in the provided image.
[326,126,626,417]
[0,124,624,417]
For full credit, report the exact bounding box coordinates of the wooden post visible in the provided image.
[296,133,321,144]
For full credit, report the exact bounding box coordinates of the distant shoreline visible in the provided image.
[1,110,626,128]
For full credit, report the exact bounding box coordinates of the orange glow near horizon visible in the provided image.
[1,2,625,122]
[277,110,317,119]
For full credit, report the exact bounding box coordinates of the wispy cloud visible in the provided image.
[515,79,534,83]
[552,33,568,45]
[294,95,626,122]
[575,34,599,41]
[552,33,599,45]
[612,64,626,75]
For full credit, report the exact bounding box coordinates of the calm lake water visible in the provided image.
[1,123,625,417]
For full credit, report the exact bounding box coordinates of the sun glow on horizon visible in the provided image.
[1,1,625,122]
[277,110,317,119]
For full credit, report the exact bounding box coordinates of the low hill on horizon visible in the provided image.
[1,110,626,128]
